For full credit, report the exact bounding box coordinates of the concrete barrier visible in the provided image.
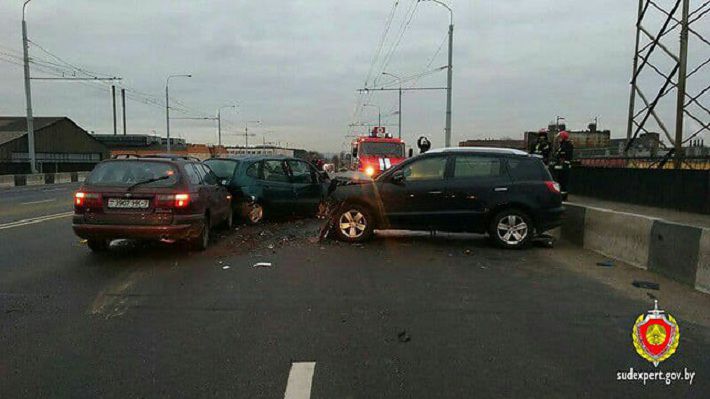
[0,174,14,188]
[77,171,90,182]
[648,221,702,285]
[695,228,710,294]
[55,172,72,183]
[560,203,710,294]
[583,208,655,269]
[25,174,45,186]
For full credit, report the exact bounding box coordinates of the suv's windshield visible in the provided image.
[86,161,178,187]
[360,142,404,157]
[204,159,239,180]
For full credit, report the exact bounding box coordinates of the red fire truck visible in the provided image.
[350,127,406,177]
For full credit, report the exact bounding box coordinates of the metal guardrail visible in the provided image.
[577,156,710,170]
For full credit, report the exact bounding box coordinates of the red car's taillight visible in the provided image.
[544,181,561,194]
[155,193,191,209]
[74,192,101,209]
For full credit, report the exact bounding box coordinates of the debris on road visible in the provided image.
[632,280,660,290]
[222,265,230,270]
[464,249,472,255]
[596,260,614,267]
[253,262,272,268]
[647,292,658,300]
[397,330,411,343]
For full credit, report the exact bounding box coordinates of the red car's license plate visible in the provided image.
[107,198,150,209]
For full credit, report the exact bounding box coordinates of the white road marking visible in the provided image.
[0,211,73,231]
[20,198,57,205]
[284,362,316,399]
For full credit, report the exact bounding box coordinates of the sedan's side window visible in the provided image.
[453,156,503,178]
[287,160,314,184]
[263,160,289,183]
[198,164,218,185]
[402,156,447,181]
[185,164,202,185]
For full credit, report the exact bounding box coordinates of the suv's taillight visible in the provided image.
[155,193,191,210]
[544,181,561,194]
[74,192,101,212]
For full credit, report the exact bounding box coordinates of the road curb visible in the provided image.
[560,203,709,294]
[0,171,90,189]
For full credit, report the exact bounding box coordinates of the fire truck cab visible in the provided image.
[351,127,406,177]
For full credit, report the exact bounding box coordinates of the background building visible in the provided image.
[0,116,108,175]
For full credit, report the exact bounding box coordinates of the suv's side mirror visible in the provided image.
[391,170,405,184]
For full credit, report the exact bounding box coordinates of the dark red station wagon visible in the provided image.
[72,156,232,252]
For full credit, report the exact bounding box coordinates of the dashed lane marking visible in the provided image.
[20,198,57,205]
[0,211,73,231]
[284,362,316,399]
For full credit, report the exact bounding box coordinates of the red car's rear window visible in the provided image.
[86,161,179,187]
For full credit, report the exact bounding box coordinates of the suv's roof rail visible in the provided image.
[139,154,203,162]
[111,153,141,159]
[427,147,529,156]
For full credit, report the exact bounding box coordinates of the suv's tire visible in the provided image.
[488,209,533,249]
[332,204,374,243]
[191,215,210,251]
[87,239,110,252]
[242,202,264,224]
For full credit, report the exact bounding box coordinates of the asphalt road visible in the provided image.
[1,185,709,398]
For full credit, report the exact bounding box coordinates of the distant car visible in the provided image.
[326,147,564,248]
[72,156,232,252]
[204,155,329,223]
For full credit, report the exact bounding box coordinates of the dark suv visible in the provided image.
[72,156,232,251]
[326,147,564,248]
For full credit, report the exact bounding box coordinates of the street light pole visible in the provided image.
[165,74,191,153]
[217,105,237,146]
[22,0,37,173]
[420,0,453,147]
[382,72,403,139]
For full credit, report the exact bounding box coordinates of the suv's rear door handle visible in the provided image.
[494,187,508,192]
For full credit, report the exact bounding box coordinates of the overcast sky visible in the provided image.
[0,0,707,153]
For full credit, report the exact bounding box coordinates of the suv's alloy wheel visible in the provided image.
[333,205,374,243]
[489,210,532,249]
[247,203,264,224]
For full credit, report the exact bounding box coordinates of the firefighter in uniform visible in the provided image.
[531,129,551,164]
[554,131,574,199]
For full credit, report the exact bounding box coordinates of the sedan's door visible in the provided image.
[377,155,450,229]
[286,159,322,214]
[198,164,231,221]
[261,159,297,214]
[444,155,512,232]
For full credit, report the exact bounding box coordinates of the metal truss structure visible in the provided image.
[626,0,709,168]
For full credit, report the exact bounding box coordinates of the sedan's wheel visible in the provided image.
[223,209,234,229]
[246,203,264,224]
[489,210,532,249]
[191,215,210,251]
[333,205,374,243]
[87,239,110,252]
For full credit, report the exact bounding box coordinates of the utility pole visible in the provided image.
[363,104,381,128]
[217,105,237,146]
[22,0,36,173]
[445,19,453,147]
[674,0,690,169]
[165,74,191,153]
[112,85,117,135]
[382,72,403,139]
[121,88,126,135]
[415,0,453,146]
[244,120,260,147]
